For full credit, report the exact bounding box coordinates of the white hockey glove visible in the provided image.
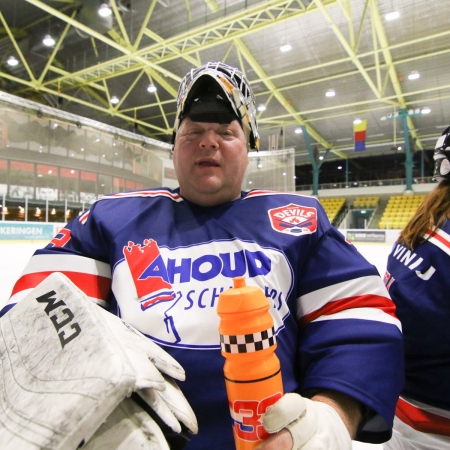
[83,396,171,450]
[0,272,197,450]
[261,393,352,450]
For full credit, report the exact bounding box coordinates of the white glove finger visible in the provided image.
[122,349,166,391]
[97,309,186,381]
[137,387,182,434]
[143,339,186,382]
[156,375,198,434]
[263,393,317,446]
[83,396,170,450]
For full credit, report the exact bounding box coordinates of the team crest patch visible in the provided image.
[268,203,317,235]
[123,239,176,310]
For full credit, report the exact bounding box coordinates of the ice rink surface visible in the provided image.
[0,239,393,449]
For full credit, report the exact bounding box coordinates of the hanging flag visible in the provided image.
[354,120,367,152]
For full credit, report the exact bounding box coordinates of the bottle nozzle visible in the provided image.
[233,276,246,288]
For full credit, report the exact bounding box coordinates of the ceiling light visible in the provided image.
[421,107,431,114]
[257,104,266,112]
[294,127,303,134]
[280,44,292,52]
[42,34,55,46]
[147,84,157,93]
[110,96,120,104]
[408,71,420,80]
[7,56,19,66]
[325,89,336,97]
[98,3,112,17]
[385,11,400,21]
[353,118,362,125]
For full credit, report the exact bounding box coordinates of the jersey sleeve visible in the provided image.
[3,203,112,315]
[386,226,450,427]
[296,226,404,443]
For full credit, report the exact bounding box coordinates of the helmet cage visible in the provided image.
[173,62,260,151]
[433,126,450,182]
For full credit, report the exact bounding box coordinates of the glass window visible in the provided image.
[99,134,113,166]
[112,139,124,168]
[124,144,135,171]
[67,124,87,160]
[6,112,29,150]
[85,130,101,163]
[60,168,79,202]
[125,180,136,190]
[98,174,112,196]
[0,159,8,197]
[36,164,58,200]
[80,171,97,203]
[113,177,125,192]
[49,121,68,156]
[26,116,49,153]
[9,161,34,198]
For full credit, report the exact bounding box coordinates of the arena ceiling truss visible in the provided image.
[1,0,449,166]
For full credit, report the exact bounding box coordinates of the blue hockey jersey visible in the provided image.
[385,223,450,447]
[6,188,404,448]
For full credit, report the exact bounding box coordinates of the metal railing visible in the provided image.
[296,176,434,192]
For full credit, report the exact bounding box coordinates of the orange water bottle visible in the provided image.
[217,276,284,450]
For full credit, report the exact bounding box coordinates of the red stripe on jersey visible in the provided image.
[300,294,396,326]
[427,228,450,249]
[11,272,111,302]
[79,211,90,224]
[396,397,450,436]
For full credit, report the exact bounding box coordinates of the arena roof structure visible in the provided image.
[1,0,449,167]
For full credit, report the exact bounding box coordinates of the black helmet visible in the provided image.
[433,126,450,182]
[172,62,260,151]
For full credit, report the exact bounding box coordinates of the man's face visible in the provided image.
[173,117,249,207]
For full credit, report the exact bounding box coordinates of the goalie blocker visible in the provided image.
[0,272,197,450]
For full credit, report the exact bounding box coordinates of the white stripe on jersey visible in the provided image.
[99,189,183,202]
[297,275,391,316]
[19,254,111,278]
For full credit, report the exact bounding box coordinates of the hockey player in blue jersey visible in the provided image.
[384,127,450,450]
[1,62,404,449]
